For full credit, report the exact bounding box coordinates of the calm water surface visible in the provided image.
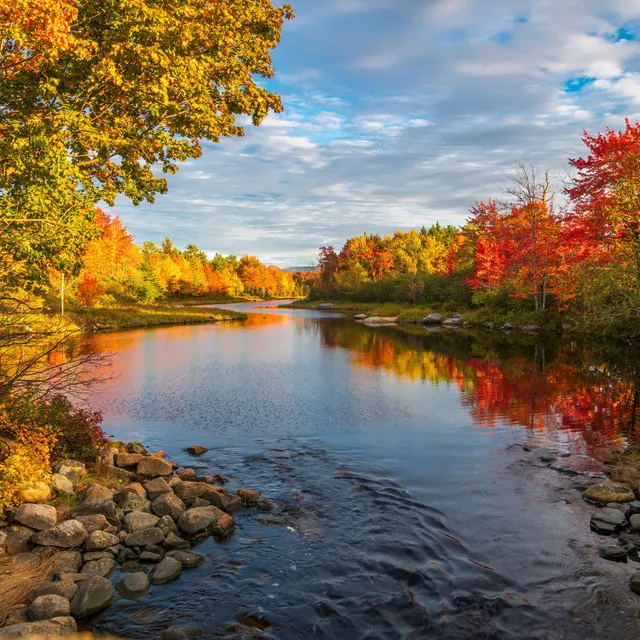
[83,302,640,639]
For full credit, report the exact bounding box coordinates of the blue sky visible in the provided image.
[116,0,640,266]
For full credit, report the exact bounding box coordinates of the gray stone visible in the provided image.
[115,452,143,468]
[591,508,627,535]
[85,529,119,551]
[51,550,82,573]
[421,313,443,325]
[140,549,163,562]
[316,303,333,310]
[502,322,513,331]
[158,515,179,537]
[121,571,149,593]
[3,525,34,555]
[83,551,114,562]
[114,492,151,514]
[159,628,191,640]
[630,514,640,532]
[27,595,70,621]
[125,527,165,547]
[0,617,77,637]
[163,533,190,550]
[628,501,640,517]
[152,493,186,520]
[442,317,462,327]
[124,511,159,533]
[74,514,109,534]
[79,483,114,504]
[137,457,173,478]
[599,546,627,562]
[33,580,78,601]
[584,482,636,504]
[631,573,640,595]
[71,500,121,526]
[174,481,210,502]
[53,474,74,495]
[70,575,113,617]
[522,325,541,333]
[177,506,225,535]
[15,504,57,531]
[144,477,172,500]
[127,441,147,455]
[166,550,205,569]
[56,462,86,483]
[149,556,182,584]
[31,520,88,548]
[81,557,116,577]
[605,502,632,517]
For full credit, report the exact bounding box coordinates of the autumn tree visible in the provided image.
[1,0,294,287]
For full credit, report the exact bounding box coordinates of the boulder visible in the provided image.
[83,551,115,562]
[186,445,208,456]
[521,325,541,333]
[196,476,214,485]
[27,595,70,621]
[85,530,119,551]
[121,571,149,594]
[31,520,88,548]
[52,474,74,495]
[71,500,121,526]
[74,514,109,535]
[421,313,443,325]
[219,494,243,513]
[127,441,147,455]
[361,316,398,326]
[0,617,77,637]
[4,525,35,555]
[115,492,151,514]
[125,527,165,547]
[192,498,210,508]
[211,513,236,538]
[140,548,163,562]
[15,504,57,531]
[583,482,635,504]
[116,452,143,468]
[166,550,205,569]
[353,314,368,320]
[56,466,84,483]
[158,515,179,537]
[502,322,513,331]
[174,481,210,502]
[599,546,627,562]
[137,457,173,478]
[51,550,83,573]
[150,450,166,458]
[631,573,640,595]
[590,508,627,535]
[144,477,172,500]
[168,476,182,488]
[630,514,640,532]
[124,511,159,533]
[177,506,225,535]
[33,580,78,601]
[17,482,51,503]
[177,468,198,481]
[163,533,190,550]
[81,557,116,577]
[79,484,114,505]
[122,482,147,498]
[442,317,462,327]
[316,303,333,310]
[152,493,186,520]
[70,575,113,618]
[606,502,632,517]
[237,489,261,505]
[149,556,182,585]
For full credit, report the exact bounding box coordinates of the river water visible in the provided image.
[82,302,640,639]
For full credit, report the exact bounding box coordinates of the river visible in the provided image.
[81,301,640,639]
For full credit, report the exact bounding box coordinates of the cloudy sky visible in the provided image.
[116,0,640,266]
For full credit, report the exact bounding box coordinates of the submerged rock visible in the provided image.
[166,550,205,569]
[599,547,627,562]
[149,557,182,584]
[186,445,209,455]
[121,571,149,594]
[583,482,635,504]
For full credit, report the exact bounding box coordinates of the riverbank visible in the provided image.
[71,303,247,333]
[0,440,267,637]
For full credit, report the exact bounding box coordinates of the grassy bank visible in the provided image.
[71,303,247,332]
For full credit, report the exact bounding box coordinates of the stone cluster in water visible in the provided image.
[0,442,267,638]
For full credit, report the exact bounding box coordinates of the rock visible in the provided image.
[219,494,243,513]
[121,571,149,593]
[31,520,88,548]
[152,493,186,520]
[70,575,113,618]
[116,452,143,468]
[421,313,443,325]
[192,498,210,507]
[124,511,160,533]
[630,514,640,532]
[125,527,165,547]
[168,476,182,488]
[52,474,74,495]
[599,546,627,562]
[196,476,214,484]
[186,445,209,456]
[159,628,191,640]
[211,513,236,538]
[137,457,173,478]
[442,317,462,327]
[83,551,114,562]
[177,468,198,480]
[33,580,78,601]
[115,492,151,514]
[27,595,70,621]
[15,504,57,530]
[316,303,333,310]
[13,552,40,565]
[590,508,627,535]
[4,525,35,555]
[140,548,163,562]
[79,483,115,505]
[17,482,51,503]
[0,617,77,637]
[522,325,541,333]
[108,467,134,482]
[631,573,640,595]
[619,532,640,553]
[628,501,640,517]
[174,481,210,502]
[606,502,632,517]
[158,515,179,537]
[163,533,190,550]
[583,482,635,504]
[85,530,119,551]
[484,322,495,330]
[81,557,116,577]
[71,501,121,526]
[144,477,172,500]
[74,514,109,535]
[149,556,182,584]
[96,452,114,467]
[52,550,83,573]
[502,322,513,331]
[177,506,226,535]
[237,489,261,505]
[127,441,147,455]
[353,314,368,320]
[361,316,398,326]
[122,482,147,498]
[150,450,166,458]
[166,550,205,569]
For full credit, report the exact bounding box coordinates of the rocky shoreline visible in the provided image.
[0,441,267,638]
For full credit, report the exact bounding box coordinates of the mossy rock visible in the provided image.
[583,482,635,504]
